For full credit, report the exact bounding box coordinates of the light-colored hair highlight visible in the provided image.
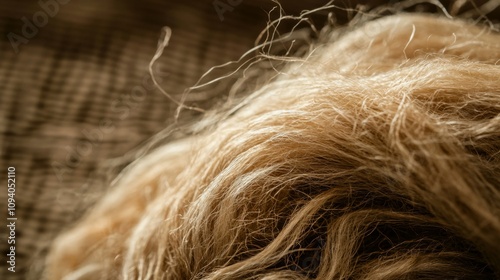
[47,13,500,280]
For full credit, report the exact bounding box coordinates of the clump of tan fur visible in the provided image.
[46,13,500,280]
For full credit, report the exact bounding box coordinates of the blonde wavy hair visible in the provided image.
[46,12,500,280]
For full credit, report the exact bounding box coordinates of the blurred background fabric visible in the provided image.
[0,0,499,279]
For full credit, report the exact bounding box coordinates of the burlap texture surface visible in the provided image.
[0,1,270,278]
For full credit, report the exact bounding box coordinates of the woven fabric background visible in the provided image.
[0,1,271,279]
[0,0,498,279]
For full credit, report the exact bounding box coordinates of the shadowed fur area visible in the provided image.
[46,14,500,279]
